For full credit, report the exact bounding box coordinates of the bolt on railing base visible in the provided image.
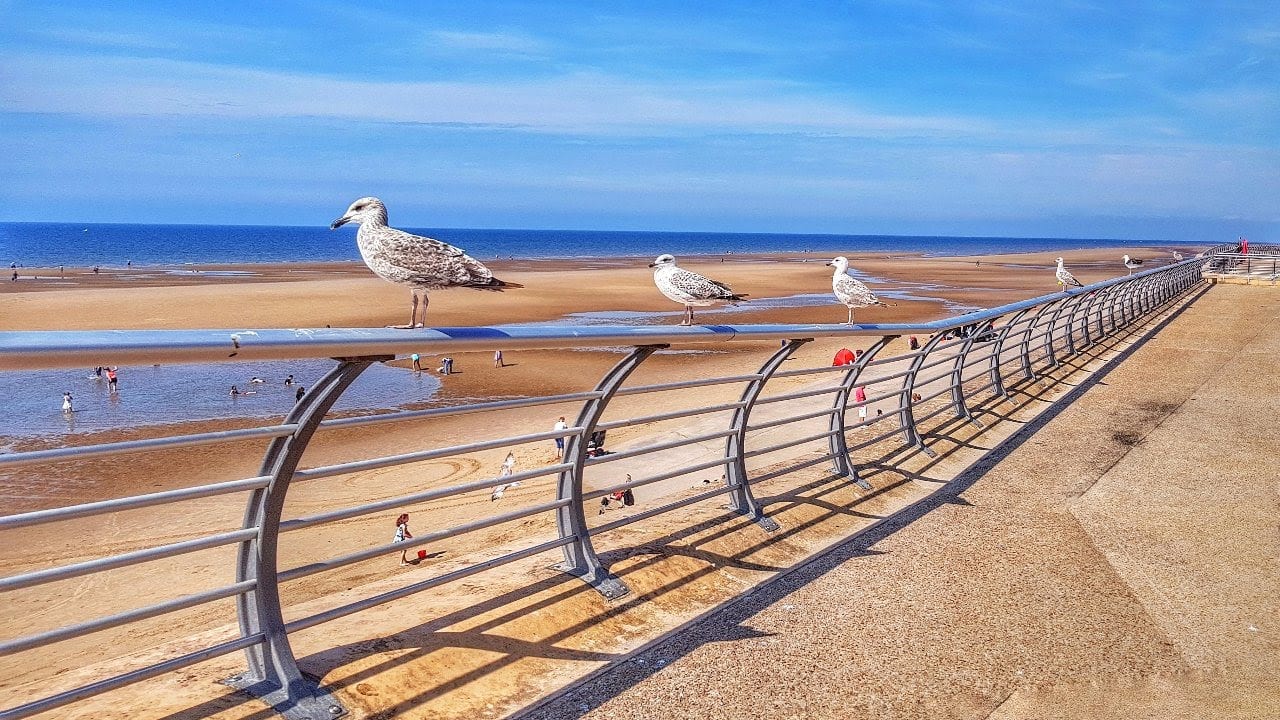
[915,443,939,459]
[221,671,346,719]
[750,514,782,533]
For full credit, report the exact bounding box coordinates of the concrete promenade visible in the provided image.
[522,282,1280,719]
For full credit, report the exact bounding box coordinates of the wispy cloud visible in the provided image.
[0,52,991,139]
[427,29,549,56]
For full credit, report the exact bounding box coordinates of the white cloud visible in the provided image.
[0,52,989,139]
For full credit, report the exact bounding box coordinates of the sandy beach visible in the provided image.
[0,245,1202,718]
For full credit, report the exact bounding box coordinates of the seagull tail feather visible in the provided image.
[468,277,524,291]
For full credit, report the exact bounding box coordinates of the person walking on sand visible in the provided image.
[61,392,74,413]
[394,513,414,565]
[411,353,421,372]
[553,416,568,452]
[106,367,118,393]
[494,349,504,368]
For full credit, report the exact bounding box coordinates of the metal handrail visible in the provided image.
[0,254,1213,720]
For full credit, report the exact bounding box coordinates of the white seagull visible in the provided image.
[490,451,519,501]
[1172,250,1184,261]
[648,254,747,325]
[330,197,522,328]
[1055,257,1083,290]
[827,256,889,324]
[1122,254,1144,275]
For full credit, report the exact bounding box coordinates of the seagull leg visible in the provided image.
[847,306,854,325]
[680,306,692,326]
[415,292,428,328]
[391,290,424,329]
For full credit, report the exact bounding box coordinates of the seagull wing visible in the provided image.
[378,227,496,286]
[834,274,882,307]
[672,268,746,301]
[1056,266,1083,287]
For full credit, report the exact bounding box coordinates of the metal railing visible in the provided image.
[0,256,1211,720]
[1203,244,1280,280]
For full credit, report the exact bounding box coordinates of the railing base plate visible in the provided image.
[221,672,347,720]
[554,562,631,601]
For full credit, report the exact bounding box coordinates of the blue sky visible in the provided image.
[1,1,1277,240]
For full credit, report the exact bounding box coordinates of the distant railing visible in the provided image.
[0,256,1211,720]
[1203,244,1280,279]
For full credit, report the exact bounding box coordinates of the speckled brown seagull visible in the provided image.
[827,256,890,324]
[331,197,521,328]
[649,254,747,325]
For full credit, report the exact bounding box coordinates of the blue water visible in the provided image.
[0,222,1195,268]
[0,360,441,441]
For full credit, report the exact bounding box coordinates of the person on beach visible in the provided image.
[411,353,421,372]
[230,385,240,397]
[553,416,568,452]
[106,367,118,392]
[444,357,454,374]
[94,366,103,378]
[909,336,919,350]
[249,377,264,384]
[393,513,414,565]
[494,349,504,368]
[295,386,305,402]
[61,392,74,413]
[284,374,294,386]
[10,270,15,282]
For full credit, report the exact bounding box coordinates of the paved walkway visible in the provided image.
[521,283,1280,719]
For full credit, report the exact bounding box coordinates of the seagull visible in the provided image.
[1122,254,1144,275]
[330,197,522,328]
[490,451,519,501]
[648,254,747,325]
[827,256,889,324]
[1172,250,1184,261]
[1055,257,1083,290]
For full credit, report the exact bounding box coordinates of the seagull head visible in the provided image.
[1123,254,1131,263]
[330,197,388,229]
[825,256,850,272]
[1055,257,1065,266]
[648,254,677,268]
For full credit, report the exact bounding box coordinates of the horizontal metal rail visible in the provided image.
[0,425,297,470]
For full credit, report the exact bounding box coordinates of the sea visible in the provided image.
[0,222,1197,267]
[1,222,1196,441]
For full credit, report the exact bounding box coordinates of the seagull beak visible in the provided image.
[825,261,834,267]
[647,262,657,267]
[330,215,351,230]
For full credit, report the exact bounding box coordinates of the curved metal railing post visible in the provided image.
[1080,288,1106,348]
[900,332,947,458]
[1119,279,1141,327]
[989,309,1029,398]
[555,344,664,600]
[1061,289,1093,357]
[950,320,993,426]
[1018,298,1062,379]
[828,336,894,489]
[725,338,812,531]
[232,356,383,719]
[1042,293,1079,368]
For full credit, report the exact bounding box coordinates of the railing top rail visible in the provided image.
[0,258,1202,371]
